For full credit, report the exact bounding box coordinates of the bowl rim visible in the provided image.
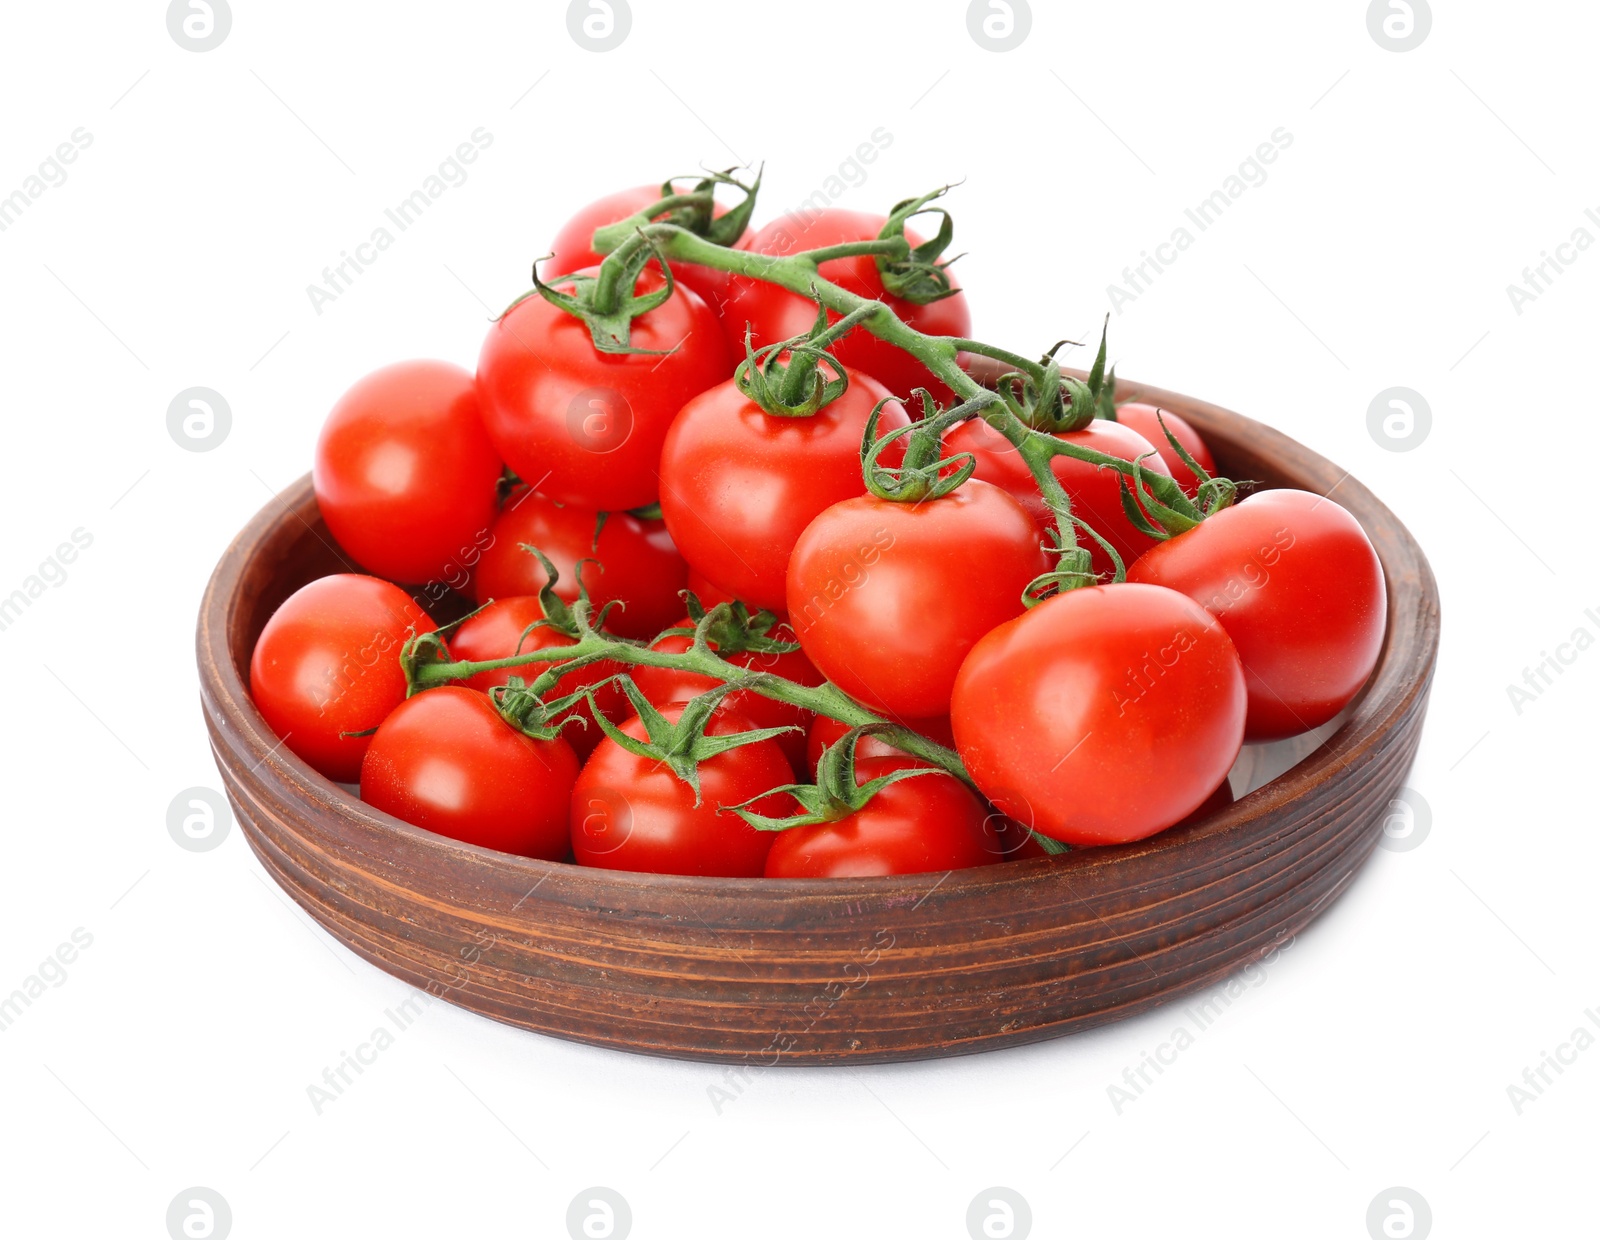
[198,370,1438,902]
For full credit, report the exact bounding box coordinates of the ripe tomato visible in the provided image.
[946,416,1171,579]
[545,184,747,320]
[313,361,503,586]
[762,757,996,878]
[447,597,625,758]
[951,583,1247,846]
[476,267,731,511]
[658,367,910,611]
[473,488,687,640]
[787,479,1048,719]
[360,686,577,859]
[1115,403,1216,496]
[631,617,824,771]
[805,713,954,777]
[1126,489,1386,740]
[724,210,971,403]
[249,574,436,783]
[570,704,793,876]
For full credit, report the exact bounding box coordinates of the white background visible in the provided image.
[1,1,1595,1237]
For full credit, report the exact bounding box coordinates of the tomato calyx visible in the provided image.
[587,166,761,259]
[733,305,877,418]
[861,391,992,502]
[1116,432,1238,541]
[874,186,963,305]
[586,677,797,803]
[666,595,800,659]
[729,725,942,832]
[522,222,689,355]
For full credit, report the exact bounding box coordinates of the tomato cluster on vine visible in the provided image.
[249,172,1387,880]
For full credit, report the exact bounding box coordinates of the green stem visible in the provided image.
[410,634,972,783]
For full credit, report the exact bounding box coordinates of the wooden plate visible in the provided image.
[197,375,1438,1064]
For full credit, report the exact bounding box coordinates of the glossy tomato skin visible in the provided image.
[570,705,793,876]
[475,267,731,511]
[1115,404,1216,497]
[360,686,578,859]
[658,368,910,612]
[249,574,437,783]
[724,210,972,403]
[946,416,1171,579]
[763,757,996,878]
[473,488,687,640]
[447,597,625,758]
[805,713,954,777]
[951,583,1247,846]
[631,618,823,772]
[787,480,1049,719]
[313,361,503,586]
[545,185,747,321]
[1126,489,1386,740]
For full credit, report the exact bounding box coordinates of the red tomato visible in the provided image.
[360,686,577,859]
[946,416,1171,579]
[1114,404,1216,497]
[1126,489,1385,740]
[570,704,793,876]
[545,185,747,320]
[763,757,997,878]
[787,479,1049,719]
[951,583,1247,846]
[447,597,625,758]
[473,488,687,640]
[724,210,972,403]
[249,574,436,783]
[475,267,731,511]
[631,618,824,771]
[805,713,954,777]
[313,361,503,586]
[658,367,910,611]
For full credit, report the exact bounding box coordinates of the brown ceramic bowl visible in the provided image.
[197,373,1438,1064]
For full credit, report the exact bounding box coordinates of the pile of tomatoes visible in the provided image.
[247,178,1388,881]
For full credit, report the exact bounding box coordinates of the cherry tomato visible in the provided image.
[360,686,577,859]
[570,704,793,876]
[545,185,747,321]
[447,597,625,758]
[763,758,996,878]
[951,583,1247,846]
[787,479,1049,719]
[946,416,1171,579]
[476,267,731,511]
[805,713,954,777]
[313,361,503,586]
[631,618,824,771]
[1115,403,1216,497]
[1126,489,1385,740]
[725,210,971,403]
[473,488,687,640]
[658,367,910,611]
[249,574,437,783]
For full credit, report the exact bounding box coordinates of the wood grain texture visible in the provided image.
[196,371,1439,1063]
